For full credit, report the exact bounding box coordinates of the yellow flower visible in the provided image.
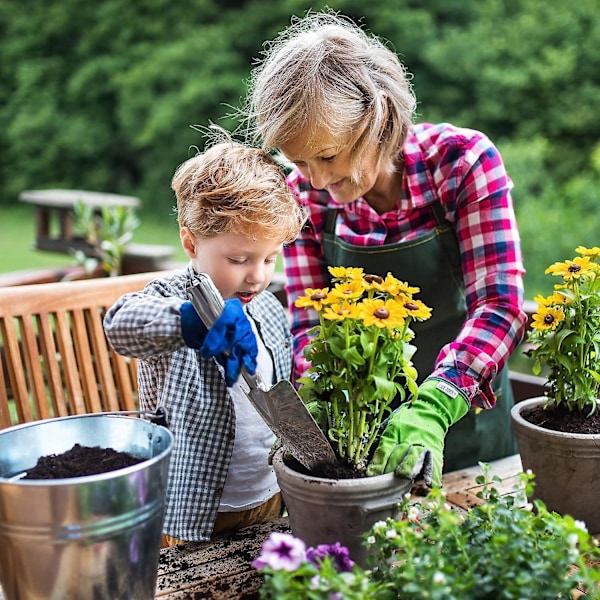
[357,298,408,329]
[400,298,433,321]
[576,246,600,259]
[533,291,571,308]
[329,280,365,302]
[545,256,595,281]
[322,301,358,321]
[295,288,330,311]
[531,305,565,331]
[548,289,571,306]
[328,266,364,282]
[394,278,421,297]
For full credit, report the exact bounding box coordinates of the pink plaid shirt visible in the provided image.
[283,122,527,409]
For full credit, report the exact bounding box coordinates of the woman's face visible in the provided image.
[279,127,382,205]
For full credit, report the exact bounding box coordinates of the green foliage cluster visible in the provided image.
[2,0,599,295]
[257,467,600,599]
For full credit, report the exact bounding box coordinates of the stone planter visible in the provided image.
[272,448,412,567]
[511,397,600,534]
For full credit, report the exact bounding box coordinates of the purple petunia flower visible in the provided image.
[252,532,307,572]
[306,542,354,572]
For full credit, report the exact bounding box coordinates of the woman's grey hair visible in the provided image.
[240,11,417,176]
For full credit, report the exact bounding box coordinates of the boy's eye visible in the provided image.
[228,258,246,265]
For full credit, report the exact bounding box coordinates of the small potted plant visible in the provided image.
[271,266,432,565]
[511,245,600,532]
[255,466,600,599]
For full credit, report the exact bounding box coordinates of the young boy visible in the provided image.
[104,134,305,545]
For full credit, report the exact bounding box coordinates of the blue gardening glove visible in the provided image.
[366,379,469,487]
[180,298,258,386]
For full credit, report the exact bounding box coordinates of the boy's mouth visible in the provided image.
[237,291,256,304]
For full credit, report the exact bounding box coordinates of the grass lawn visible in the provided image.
[0,204,187,274]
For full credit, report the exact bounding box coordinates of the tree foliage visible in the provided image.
[1,0,599,295]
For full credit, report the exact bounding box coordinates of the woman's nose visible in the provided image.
[307,164,330,190]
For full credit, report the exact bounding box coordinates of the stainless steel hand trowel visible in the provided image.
[186,273,337,471]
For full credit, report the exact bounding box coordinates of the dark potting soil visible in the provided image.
[522,402,600,435]
[284,454,368,480]
[23,443,144,479]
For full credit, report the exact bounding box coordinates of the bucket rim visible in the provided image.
[0,413,173,485]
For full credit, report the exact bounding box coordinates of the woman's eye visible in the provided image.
[265,257,277,265]
[321,155,336,163]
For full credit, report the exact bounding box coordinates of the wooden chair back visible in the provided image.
[0,272,164,429]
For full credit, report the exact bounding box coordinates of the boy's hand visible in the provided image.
[181,298,258,386]
[366,379,469,487]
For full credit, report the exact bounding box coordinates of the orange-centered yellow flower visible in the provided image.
[400,298,433,321]
[531,305,565,331]
[329,280,365,302]
[295,288,330,311]
[357,298,408,329]
[322,301,358,321]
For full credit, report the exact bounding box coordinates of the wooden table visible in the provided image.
[19,188,141,255]
[154,454,524,599]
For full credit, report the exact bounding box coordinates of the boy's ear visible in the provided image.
[180,227,197,258]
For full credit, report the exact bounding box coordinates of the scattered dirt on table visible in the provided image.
[23,443,144,479]
[521,403,600,435]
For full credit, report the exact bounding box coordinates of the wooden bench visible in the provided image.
[0,272,165,429]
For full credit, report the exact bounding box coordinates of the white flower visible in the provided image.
[574,520,588,533]
[385,528,398,539]
[433,572,446,584]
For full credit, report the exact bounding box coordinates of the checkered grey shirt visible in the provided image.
[104,264,293,540]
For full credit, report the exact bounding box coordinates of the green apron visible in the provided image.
[322,203,517,472]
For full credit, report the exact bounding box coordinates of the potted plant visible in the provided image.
[271,266,432,565]
[255,466,600,599]
[510,245,600,532]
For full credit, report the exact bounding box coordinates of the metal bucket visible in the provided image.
[0,414,173,600]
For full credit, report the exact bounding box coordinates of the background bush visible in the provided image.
[2,0,599,295]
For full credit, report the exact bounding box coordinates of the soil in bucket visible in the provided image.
[22,443,144,479]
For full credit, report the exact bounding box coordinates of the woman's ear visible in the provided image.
[180,227,197,258]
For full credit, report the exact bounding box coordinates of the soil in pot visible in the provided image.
[23,443,144,479]
[521,403,600,435]
[284,454,368,480]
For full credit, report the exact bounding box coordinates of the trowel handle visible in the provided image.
[186,274,258,389]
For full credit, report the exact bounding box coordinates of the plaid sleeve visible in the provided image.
[283,175,332,382]
[428,129,528,408]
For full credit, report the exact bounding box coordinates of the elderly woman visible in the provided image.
[241,11,527,486]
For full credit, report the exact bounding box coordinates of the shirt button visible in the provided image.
[227,431,235,440]
[215,487,223,496]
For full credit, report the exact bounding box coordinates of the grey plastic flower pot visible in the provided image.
[272,447,412,567]
[511,397,600,534]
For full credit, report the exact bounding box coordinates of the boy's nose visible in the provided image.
[245,265,267,285]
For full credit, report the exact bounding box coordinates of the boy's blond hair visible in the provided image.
[172,137,305,244]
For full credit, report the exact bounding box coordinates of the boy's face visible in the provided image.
[181,228,282,304]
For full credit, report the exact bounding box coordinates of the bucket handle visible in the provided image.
[105,407,170,428]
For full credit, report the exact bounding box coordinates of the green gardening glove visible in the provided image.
[366,378,469,487]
